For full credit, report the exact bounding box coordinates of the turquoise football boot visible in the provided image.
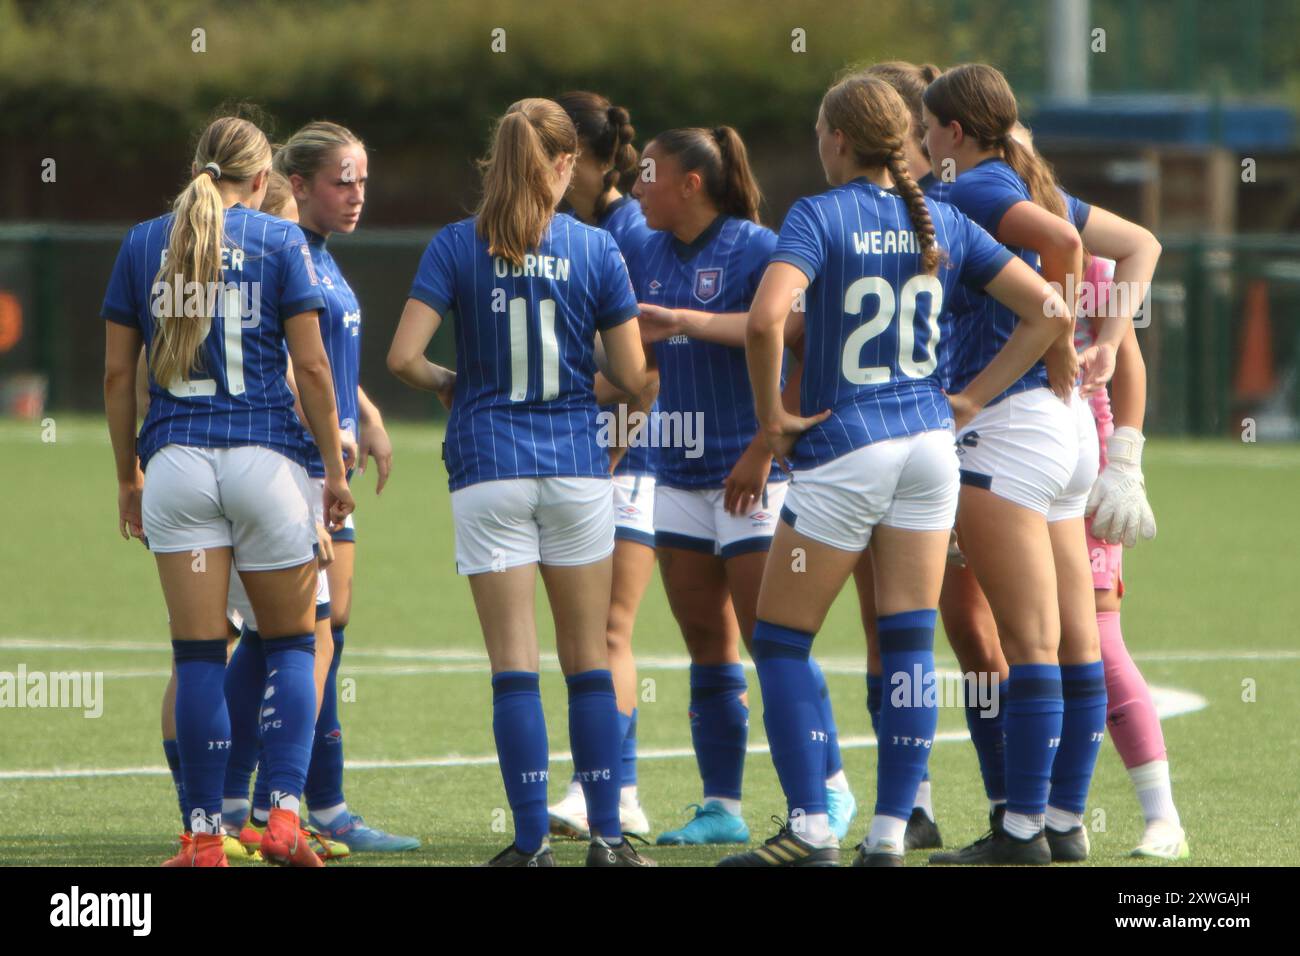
[655,801,750,846]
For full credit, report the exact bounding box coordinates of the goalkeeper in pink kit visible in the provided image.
[1078,254,1188,860]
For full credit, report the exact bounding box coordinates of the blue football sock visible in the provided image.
[251,746,270,822]
[492,671,549,854]
[258,633,317,804]
[1048,661,1107,817]
[567,670,622,840]
[222,627,265,802]
[305,627,346,812]
[1005,663,1064,818]
[966,677,1009,803]
[620,708,637,788]
[875,610,939,822]
[752,621,825,817]
[808,657,843,779]
[866,672,883,737]
[162,738,186,830]
[172,638,231,833]
[688,662,748,802]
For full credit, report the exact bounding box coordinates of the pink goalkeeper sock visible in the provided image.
[1098,611,1167,768]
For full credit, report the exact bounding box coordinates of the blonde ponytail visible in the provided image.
[152,116,271,387]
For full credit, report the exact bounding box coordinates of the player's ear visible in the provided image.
[682,169,702,198]
[250,168,269,195]
[289,172,309,201]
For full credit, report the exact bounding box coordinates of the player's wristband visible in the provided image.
[1106,426,1145,468]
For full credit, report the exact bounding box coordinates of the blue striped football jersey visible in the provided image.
[596,195,657,478]
[945,158,1091,404]
[918,171,954,204]
[300,229,361,479]
[771,178,1013,470]
[408,213,640,491]
[630,215,782,489]
[101,204,325,470]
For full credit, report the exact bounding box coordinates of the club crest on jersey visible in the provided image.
[694,268,722,303]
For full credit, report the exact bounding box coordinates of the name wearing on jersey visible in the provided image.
[493,255,571,281]
[852,229,920,257]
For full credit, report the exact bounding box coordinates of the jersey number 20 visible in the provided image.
[841,275,942,385]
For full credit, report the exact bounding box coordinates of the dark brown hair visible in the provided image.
[861,60,942,152]
[649,126,762,223]
[555,91,638,218]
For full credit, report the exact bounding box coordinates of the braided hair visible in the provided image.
[822,73,939,275]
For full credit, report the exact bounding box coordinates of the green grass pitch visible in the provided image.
[3,416,1298,866]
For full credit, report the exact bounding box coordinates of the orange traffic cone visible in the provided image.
[1233,279,1276,403]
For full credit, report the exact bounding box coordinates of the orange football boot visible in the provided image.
[162,831,228,867]
[260,807,325,868]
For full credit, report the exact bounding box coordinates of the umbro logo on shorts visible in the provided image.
[617,505,641,519]
[750,510,772,525]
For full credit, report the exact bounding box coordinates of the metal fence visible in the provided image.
[1,225,1297,439]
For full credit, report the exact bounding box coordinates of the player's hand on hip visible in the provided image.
[1085,426,1156,547]
[759,409,830,472]
[1044,335,1080,401]
[1078,343,1116,397]
[944,390,982,433]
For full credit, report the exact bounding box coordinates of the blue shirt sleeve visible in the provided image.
[409,225,458,316]
[101,232,140,328]
[742,226,778,301]
[771,198,825,283]
[955,211,1015,290]
[1064,190,1092,232]
[949,167,1025,238]
[279,234,326,323]
[595,232,640,330]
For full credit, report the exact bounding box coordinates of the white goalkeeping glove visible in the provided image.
[1085,426,1157,547]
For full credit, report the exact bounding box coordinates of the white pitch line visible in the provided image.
[0,686,1206,781]
[3,636,1299,670]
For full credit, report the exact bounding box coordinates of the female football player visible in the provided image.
[267,121,418,853]
[851,59,949,851]
[546,91,659,840]
[1076,255,1186,859]
[627,124,856,846]
[716,74,1071,866]
[922,64,1159,864]
[388,98,653,867]
[103,114,353,867]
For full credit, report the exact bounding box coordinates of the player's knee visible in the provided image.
[945,617,1002,673]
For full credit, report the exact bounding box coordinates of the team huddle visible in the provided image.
[102,59,1187,867]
